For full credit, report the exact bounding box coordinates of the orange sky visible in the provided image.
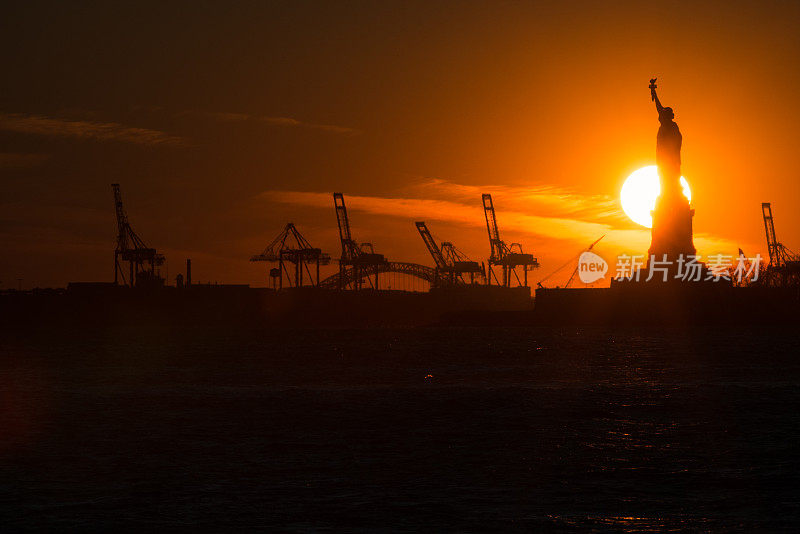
[1,1,799,288]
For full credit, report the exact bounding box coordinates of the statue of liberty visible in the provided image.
[647,78,696,264]
[651,79,682,199]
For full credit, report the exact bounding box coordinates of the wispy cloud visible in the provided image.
[260,189,634,251]
[401,178,626,223]
[183,110,360,135]
[0,112,186,146]
[259,178,743,257]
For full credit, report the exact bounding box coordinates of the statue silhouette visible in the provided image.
[647,78,696,268]
[651,80,682,198]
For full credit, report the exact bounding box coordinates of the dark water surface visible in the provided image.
[2,326,799,531]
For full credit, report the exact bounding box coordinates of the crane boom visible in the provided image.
[112,184,129,252]
[762,202,781,267]
[758,203,800,287]
[416,222,483,286]
[111,183,164,287]
[481,193,538,287]
[564,235,605,287]
[331,193,386,290]
[482,194,504,261]
[334,192,360,261]
[415,222,448,270]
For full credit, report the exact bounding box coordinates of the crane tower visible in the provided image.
[761,203,800,287]
[333,193,386,289]
[250,223,331,289]
[415,221,483,286]
[482,194,539,287]
[112,184,164,288]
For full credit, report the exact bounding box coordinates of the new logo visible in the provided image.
[578,251,608,284]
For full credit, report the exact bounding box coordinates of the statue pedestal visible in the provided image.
[645,191,700,279]
[649,192,696,257]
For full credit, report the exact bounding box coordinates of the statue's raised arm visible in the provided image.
[649,78,664,113]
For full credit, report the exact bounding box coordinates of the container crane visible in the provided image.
[731,248,758,287]
[112,183,164,288]
[482,194,539,287]
[538,235,605,288]
[415,221,448,272]
[440,242,484,285]
[761,203,800,287]
[250,223,331,289]
[415,222,483,286]
[333,193,386,289]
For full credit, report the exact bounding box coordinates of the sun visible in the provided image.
[621,165,691,228]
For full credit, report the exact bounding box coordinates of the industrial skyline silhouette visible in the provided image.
[3,4,800,530]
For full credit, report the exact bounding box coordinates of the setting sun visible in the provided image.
[621,165,691,228]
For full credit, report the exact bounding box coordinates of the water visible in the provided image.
[2,325,799,530]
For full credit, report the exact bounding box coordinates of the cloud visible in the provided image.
[0,152,50,168]
[183,110,360,135]
[258,178,743,258]
[0,112,186,146]
[402,178,626,223]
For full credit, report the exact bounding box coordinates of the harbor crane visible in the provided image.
[732,248,756,287]
[538,235,605,288]
[482,194,539,287]
[334,193,386,289]
[761,203,800,287]
[112,183,164,288]
[415,221,484,286]
[250,223,331,289]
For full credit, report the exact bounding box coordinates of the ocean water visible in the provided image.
[1,325,799,531]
